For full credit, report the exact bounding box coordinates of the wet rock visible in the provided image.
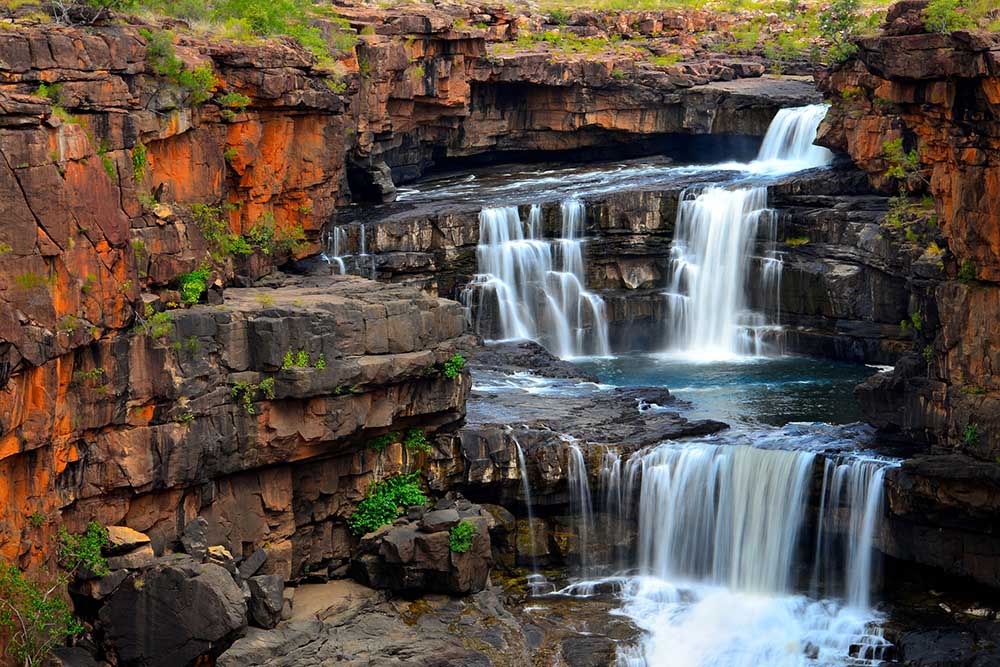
[560,635,616,667]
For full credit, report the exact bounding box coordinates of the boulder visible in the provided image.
[354,502,493,595]
[104,526,152,554]
[247,574,284,629]
[239,548,268,580]
[99,557,248,667]
[181,518,209,560]
[105,544,155,571]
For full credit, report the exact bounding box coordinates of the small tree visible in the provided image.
[819,0,862,62]
[48,0,137,25]
[0,522,109,667]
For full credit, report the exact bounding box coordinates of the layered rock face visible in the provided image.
[817,1,1000,586]
[818,3,1000,457]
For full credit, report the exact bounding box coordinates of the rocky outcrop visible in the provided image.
[818,3,1000,458]
[353,495,493,594]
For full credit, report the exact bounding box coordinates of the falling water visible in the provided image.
[464,201,611,358]
[664,105,833,360]
[566,442,595,577]
[321,224,374,278]
[514,440,539,573]
[599,435,894,667]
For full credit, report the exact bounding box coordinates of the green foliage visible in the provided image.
[442,353,466,379]
[34,82,62,103]
[96,141,116,181]
[314,353,325,370]
[58,522,109,576]
[924,0,976,33]
[140,29,216,105]
[15,272,52,291]
[923,345,934,363]
[131,141,147,183]
[962,385,987,395]
[368,431,399,452]
[548,8,571,24]
[178,267,211,304]
[281,349,312,369]
[403,428,430,454]
[72,367,105,385]
[818,0,861,61]
[134,304,174,342]
[231,377,275,414]
[785,236,810,247]
[0,522,107,666]
[0,564,81,667]
[958,259,977,284]
[348,472,426,536]
[192,204,252,260]
[448,520,476,553]
[964,423,979,446]
[648,52,682,67]
[217,91,251,111]
[246,214,309,255]
[883,138,923,184]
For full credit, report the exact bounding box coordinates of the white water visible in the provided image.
[322,224,375,278]
[566,442,595,576]
[579,436,895,667]
[664,105,833,361]
[464,201,611,358]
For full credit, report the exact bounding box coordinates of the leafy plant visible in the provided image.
[140,29,216,105]
[314,353,325,370]
[231,377,275,415]
[818,0,861,62]
[883,138,924,184]
[963,423,979,446]
[958,259,977,284]
[367,431,399,452]
[403,428,430,454]
[448,520,476,553]
[178,267,211,305]
[0,522,109,667]
[348,472,426,536]
[442,354,465,379]
[924,0,976,33]
[131,141,147,183]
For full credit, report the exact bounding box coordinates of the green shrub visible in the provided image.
[403,428,430,454]
[963,423,979,446]
[0,522,107,667]
[958,259,977,284]
[924,0,977,33]
[314,353,325,369]
[367,431,399,452]
[442,353,465,379]
[449,520,476,553]
[178,267,211,304]
[819,0,861,62]
[883,138,923,184]
[231,377,275,415]
[348,472,426,536]
[140,29,216,105]
[131,141,147,183]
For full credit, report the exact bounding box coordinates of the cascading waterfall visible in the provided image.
[566,442,595,577]
[463,201,611,359]
[514,440,539,573]
[322,224,375,279]
[593,437,895,667]
[664,105,833,360]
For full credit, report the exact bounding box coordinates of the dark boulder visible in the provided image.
[247,574,284,629]
[99,556,247,667]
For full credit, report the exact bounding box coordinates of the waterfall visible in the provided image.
[635,443,814,593]
[566,442,595,577]
[811,456,890,609]
[464,201,610,359]
[321,224,373,278]
[325,226,347,274]
[514,440,539,573]
[608,436,895,667]
[664,105,833,359]
[754,104,835,170]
